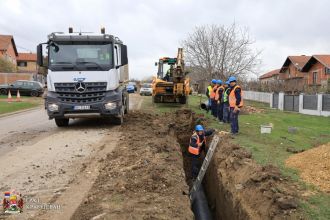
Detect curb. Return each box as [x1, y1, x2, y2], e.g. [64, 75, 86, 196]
[0, 107, 42, 118]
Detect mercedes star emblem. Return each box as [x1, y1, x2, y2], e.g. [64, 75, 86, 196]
[75, 82, 86, 93]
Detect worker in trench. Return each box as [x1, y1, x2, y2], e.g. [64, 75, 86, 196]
[188, 125, 215, 182]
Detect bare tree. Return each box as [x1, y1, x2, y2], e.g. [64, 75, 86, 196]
[182, 23, 261, 81]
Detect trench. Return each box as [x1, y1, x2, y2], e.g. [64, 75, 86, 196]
[171, 109, 244, 220]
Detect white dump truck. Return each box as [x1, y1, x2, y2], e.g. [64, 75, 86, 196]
[37, 28, 129, 127]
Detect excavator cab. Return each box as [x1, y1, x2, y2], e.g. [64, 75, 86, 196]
[152, 48, 190, 104]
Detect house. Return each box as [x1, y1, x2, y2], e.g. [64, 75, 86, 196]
[17, 52, 37, 73]
[259, 69, 280, 83]
[279, 55, 311, 93]
[301, 55, 330, 92]
[0, 35, 18, 65]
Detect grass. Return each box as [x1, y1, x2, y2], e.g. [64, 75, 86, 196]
[0, 95, 43, 115]
[145, 94, 330, 220]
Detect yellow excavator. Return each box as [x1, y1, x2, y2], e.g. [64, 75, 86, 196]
[152, 48, 190, 104]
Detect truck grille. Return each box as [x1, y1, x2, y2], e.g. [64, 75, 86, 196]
[54, 82, 107, 104]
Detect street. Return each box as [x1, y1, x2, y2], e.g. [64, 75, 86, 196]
[0, 94, 142, 219]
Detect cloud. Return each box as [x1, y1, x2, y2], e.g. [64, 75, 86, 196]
[0, 0, 329, 79]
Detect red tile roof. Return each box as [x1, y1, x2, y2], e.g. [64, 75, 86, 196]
[313, 55, 330, 68]
[259, 69, 280, 79]
[17, 53, 37, 61]
[280, 55, 311, 72]
[287, 56, 311, 69]
[0, 35, 18, 56]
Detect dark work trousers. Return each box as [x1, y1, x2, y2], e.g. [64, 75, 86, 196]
[211, 99, 217, 117]
[230, 107, 240, 133]
[217, 102, 224, 122]
[223, 102, 230, 123]
[191, 154, 201, 180]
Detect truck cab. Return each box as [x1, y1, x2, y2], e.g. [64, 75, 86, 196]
[37, 28, 129, 127]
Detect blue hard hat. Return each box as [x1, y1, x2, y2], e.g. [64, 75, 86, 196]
[228, 76, 237, 82]
[216, 80, 222, 84]
[211, 79, 217, 84]
[195, 125, 204, 131]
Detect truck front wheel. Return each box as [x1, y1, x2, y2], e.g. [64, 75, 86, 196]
[55, 118, 69, 127]
[113, 107, 124, 125]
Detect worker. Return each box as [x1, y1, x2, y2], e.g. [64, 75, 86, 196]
[222, 81, 231, 123]
[214, 80, 224, 123]
[210, 80, 218, 118]
[206, 79, 216, 113]
[164, 69, 171, 81]
[228, 76, 243, 134]
[188, 125, 215, 181]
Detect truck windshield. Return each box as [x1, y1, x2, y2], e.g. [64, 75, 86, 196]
[49, 42, 113, 71]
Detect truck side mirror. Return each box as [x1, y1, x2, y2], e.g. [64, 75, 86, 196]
[37, 44, 43, 67]
[120, 44, 128, 66]
[155, 62, 158, 66]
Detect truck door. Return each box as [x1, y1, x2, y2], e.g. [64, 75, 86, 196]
[114, 44, 121, 78]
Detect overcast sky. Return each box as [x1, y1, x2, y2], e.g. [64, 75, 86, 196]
[1, 0, 329, 79]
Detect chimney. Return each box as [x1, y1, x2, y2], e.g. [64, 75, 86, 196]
[69, 27, 73, 33]
[101, 27, 105, 34]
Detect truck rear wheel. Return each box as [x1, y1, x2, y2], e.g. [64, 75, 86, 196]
[55, 118, 69, 127]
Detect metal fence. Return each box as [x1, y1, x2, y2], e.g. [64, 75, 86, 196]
[244, 91, 330, 116]
[323, 94, 330, 111]
[303, 95, 318, 110]
[272, 93, 279, 108]
[284, 95, 299, 112]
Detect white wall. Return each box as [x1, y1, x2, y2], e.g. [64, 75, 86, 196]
[244, 91, 272, 103]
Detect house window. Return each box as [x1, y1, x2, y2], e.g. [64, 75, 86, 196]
[325, 67, 330, 74]
[312, 71, 317, 84]
[18, 61, 27, 67]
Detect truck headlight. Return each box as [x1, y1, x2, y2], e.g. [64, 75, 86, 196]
[48, 103, 59, 112]
[105, 102, 117, 110]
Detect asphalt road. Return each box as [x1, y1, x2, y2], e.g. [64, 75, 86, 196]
[0, 93, 143, 219]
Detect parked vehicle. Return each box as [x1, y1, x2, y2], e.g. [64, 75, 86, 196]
[128, 81, 137, 91]
[37, 27, 129, 127]
[140, 83, 152, 96]
[0, 80, 44, 97]
[126, 84, 135, 93]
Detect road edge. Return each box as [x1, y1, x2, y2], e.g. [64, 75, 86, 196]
[0, 106, 42, 118]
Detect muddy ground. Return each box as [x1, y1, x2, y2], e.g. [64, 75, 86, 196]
[72, 111, 193, 220]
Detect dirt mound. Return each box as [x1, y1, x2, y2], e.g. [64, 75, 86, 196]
[241, 105, 265, 114]
[203, 138, 304, 219]
[71, 112, 193, 220]
[286, 142, 330, 193]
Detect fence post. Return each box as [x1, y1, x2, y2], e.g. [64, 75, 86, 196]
[278, 92, 284, 110]
[317, 94, 323, 116]
[299, 93, 304, 113]
[270, 93, 274, 108]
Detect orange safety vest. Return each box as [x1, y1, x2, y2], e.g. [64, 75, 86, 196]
[215, 86, 224, 101]
[229, 85, 243, 107]
[188, 133, 206, 155]
[209, 86, 218, 99]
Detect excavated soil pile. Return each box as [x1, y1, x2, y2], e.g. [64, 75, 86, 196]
[241, 105, 265, 115]
[286, 142, 330, 193]
[72, 112, 193, 220]
[203, 135, 304, 220]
